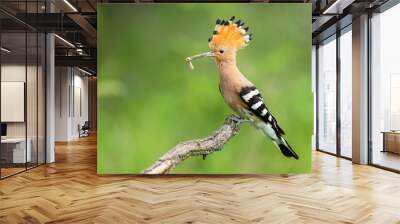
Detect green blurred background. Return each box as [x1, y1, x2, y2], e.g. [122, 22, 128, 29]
[98, 3, 312, 174]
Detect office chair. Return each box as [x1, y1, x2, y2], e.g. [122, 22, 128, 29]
[79, 121, 90, 138]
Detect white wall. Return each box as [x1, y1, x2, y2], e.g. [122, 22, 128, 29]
[1, 63, 46, 164]
[1, 82, 25, 122]
[72, 73, 89, 138]
[1, 65, 37, 137]
[55, 67, 89, 141]
[55, 67, 69, 141]
[1, 64, 25, 81]
[1, 65, 26, 141]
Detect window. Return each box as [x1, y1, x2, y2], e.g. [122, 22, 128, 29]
[317, 36, 337, 154]
[0, 2, 46, 179]
[339, 27, 352, 158]
[371, 3, 400, 171]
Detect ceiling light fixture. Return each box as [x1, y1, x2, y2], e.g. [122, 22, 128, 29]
[54, 34, 75, 48]
[76, 48, 85, 56]
[78, 67, 93, 76]
[322, 0, 354, 15]
[323, 0, 342, 14]
[63, 0, 78, 12]
[1, 47, 11, 53]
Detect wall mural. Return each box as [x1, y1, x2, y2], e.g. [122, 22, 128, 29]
[98, 3, 312, 174]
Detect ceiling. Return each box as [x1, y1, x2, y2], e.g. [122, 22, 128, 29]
[0, 0, 394, 74]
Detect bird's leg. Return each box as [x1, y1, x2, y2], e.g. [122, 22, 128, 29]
[230, 114, 250, 124]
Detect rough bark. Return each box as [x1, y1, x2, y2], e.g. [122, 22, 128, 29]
[142, 115, 242, 174]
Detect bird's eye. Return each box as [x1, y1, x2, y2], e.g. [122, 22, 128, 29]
[219, 49, 224, 54]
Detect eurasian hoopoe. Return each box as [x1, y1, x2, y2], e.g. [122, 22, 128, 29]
[185, 16, 299, 160]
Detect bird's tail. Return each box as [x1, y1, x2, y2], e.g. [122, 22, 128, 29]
[273, 137, 299, 160]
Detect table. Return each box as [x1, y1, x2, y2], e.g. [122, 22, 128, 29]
[1, 138, 31, 163]
[382, 131, 400, 154]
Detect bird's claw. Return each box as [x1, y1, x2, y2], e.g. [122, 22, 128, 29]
[230, 115, 250, 124]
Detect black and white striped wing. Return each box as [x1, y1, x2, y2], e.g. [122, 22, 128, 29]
[239, 86, 285, 136]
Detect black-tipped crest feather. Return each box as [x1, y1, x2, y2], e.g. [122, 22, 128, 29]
[208, 17, 253, 47]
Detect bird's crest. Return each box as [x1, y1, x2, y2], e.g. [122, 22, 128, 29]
[208, 16, 252, 50]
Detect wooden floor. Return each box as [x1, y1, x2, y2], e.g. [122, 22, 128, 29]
[1, 167, 26, 178]
[372, 150, 400, 171]
[1, 135, 400, 224]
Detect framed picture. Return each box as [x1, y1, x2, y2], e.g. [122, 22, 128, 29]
[98, 3, 312, 174]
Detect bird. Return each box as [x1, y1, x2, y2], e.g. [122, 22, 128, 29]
[185, 16, 299, 160]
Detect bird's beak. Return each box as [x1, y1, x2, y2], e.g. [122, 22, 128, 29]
[185, 52, 215, 70]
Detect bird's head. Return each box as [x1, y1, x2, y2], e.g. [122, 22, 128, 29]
[186, 16, 252, 69]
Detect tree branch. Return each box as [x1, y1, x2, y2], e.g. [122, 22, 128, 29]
[142, 115, 242, 174]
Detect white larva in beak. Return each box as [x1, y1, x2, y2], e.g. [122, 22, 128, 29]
[185, 52, 215, 70]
